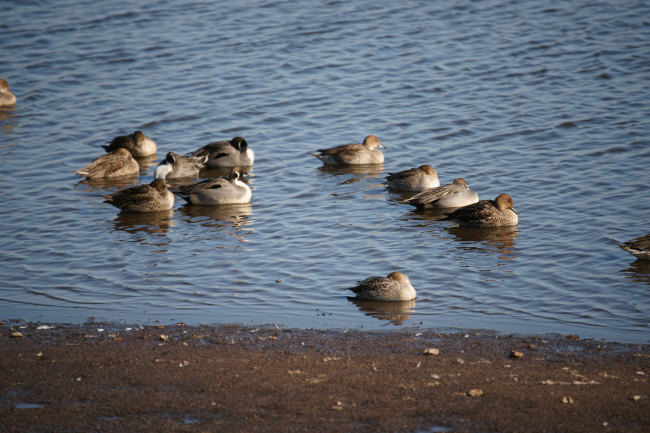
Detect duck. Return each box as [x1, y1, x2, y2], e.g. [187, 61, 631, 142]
[174, 169, 251, 205]
[154, 152, 208, 180]
[190, 137, 254, 168]
[401, 178, 478, 209]
[312, 135, 385, 165]
[386, 164, 439, 191]
[0, 78, 16, 107]
[446, 193, 518, 227]
[620, 234, 650, 261]
[348, 272, 416, 301]
[104, 179, 174, 212]
[75, 148, 139, 179]
[102, 130, 157, 158]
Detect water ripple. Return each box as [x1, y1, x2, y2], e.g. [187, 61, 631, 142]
[0, 0, 648, 342]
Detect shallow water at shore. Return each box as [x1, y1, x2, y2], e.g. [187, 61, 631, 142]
[1, 0, 649, 343]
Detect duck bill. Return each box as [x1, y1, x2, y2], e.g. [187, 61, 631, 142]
[511, 207, 519, 214]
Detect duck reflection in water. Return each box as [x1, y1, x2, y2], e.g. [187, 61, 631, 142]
[76, 176, 141, 192]
[112, 209, 175, 235]
[317, 164, 386, 199]
[137, 154, 163, 174]
[179, 203, 253, 229]
[317, 163, 384, 178]
[620, 260, 650, 285]
[446, 226, 519, 255]
[347, 298, 417, 326]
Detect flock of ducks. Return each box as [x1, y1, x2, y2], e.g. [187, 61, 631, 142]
[73, 131, 254, 210]
[2, 78, 647, 304]
[74, 129, 520, 302]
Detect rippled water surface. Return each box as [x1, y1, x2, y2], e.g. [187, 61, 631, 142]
[1, 0, 649, 343]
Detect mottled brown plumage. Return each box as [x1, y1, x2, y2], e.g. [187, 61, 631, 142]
[313, 135, 385, 165]
[620, 234, 650, 260]
[75, 148, 139, 179]
[104, 180, 174, 213]
[348, 272, 416, 301]
[386, 165, 440, 191]
[446, 193, 518, 227]
[0, 78, 16, 107]
[102, 130, 157, 158]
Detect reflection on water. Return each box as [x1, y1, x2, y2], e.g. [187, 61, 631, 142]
[0, 109, 17, 135]
[1, 0, 649, 343]
[348, 298, 416, 326]
[318, 164, 386, 199]
[112, 209, 175, 235]
[75, 176, 140, 192]
[447, 226, 519, 254]
[385, 188, 419, 204]
[317, 164, 385, 178]
[408, 207, 456, 222]
[135, 155, 160, 175]
[620, 260, 650, 285]
[179, 203, 253, 229]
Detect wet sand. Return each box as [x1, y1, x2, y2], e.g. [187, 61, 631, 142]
[1, 321, 648, 432]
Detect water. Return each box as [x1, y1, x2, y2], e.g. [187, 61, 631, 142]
[1, 0, 648, 343]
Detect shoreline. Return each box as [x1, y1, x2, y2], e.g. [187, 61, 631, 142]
[1, 321, 649, 432]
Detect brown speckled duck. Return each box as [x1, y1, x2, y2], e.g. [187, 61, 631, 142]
[348, 272, 416, 301]
[446, 193, 518, 227]
[386, 165, 440, 191]
[75, 148, 139, 179]
[620, 234, 650, 261]
[313, 135, 385, 165]
[102, 130, 157, 158]
[0, 78, 16, 107]
[104, 180, 174, 213]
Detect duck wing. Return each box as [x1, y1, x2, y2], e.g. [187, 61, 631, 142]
[190, 140, 234, 159]
[104, 184, 155, 207]
[402, 183, 463, 205]
[175, 178, 228, 196]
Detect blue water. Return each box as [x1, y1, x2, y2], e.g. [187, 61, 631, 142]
[1, 0, 649, 343]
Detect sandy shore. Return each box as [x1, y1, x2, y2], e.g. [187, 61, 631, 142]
[1, 321, 648, 432]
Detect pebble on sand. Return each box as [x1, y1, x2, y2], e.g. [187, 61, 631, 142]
[424, 348, 440, 356]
